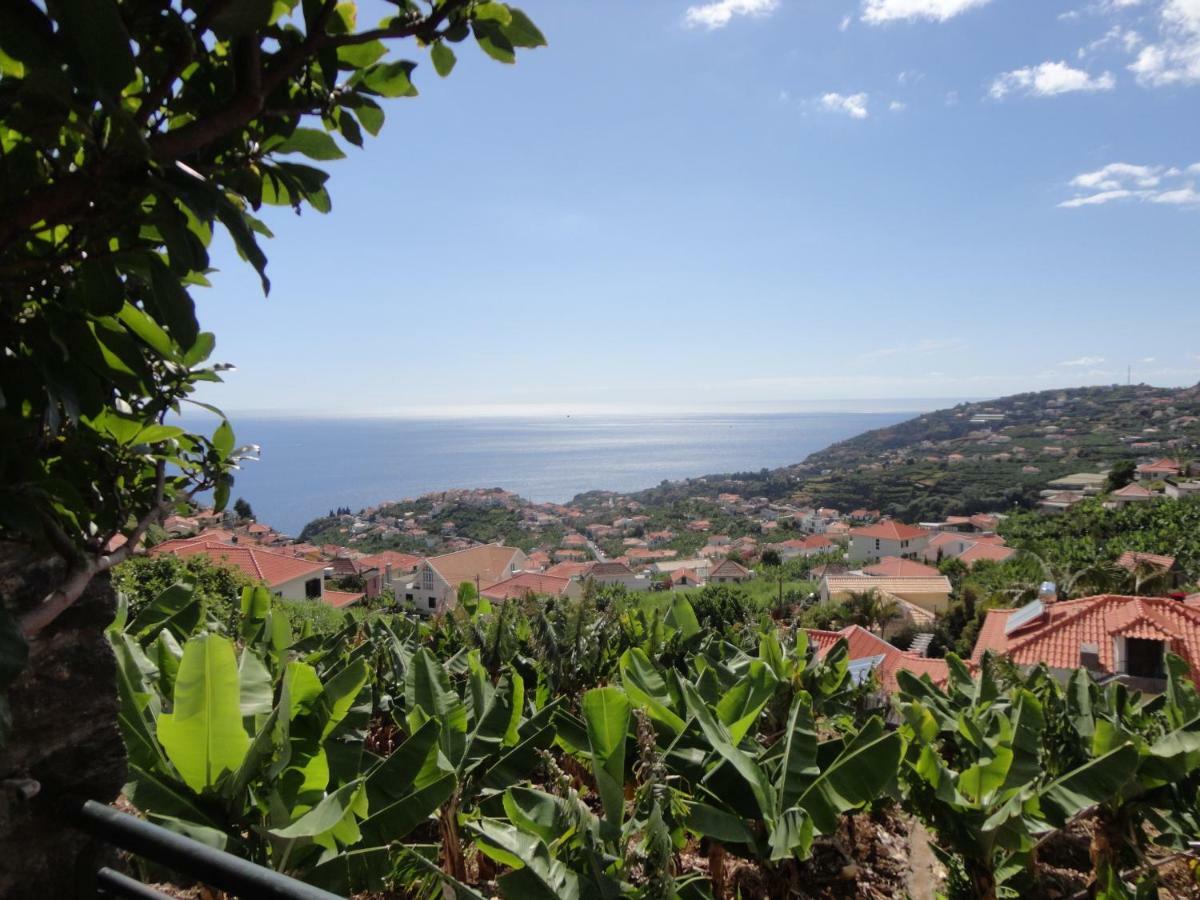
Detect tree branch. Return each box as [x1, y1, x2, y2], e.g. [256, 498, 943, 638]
[19, 462, 168, 639]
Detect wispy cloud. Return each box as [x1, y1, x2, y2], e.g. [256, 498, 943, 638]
[684, 0, 779, 29]
[1058, 356, 1106, 366]
[889, 100, 907, 111]
[1059, 161, 1200, 207]
[990, 61, 1116, 98]
[1128, 0, 1200, 86]
[861, 0, 993, 24]
[858, 337, 967, 360]
[820, 92, 870, 118]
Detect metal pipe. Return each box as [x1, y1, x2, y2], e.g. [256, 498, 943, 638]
[96, 867, 173, 900]
[76, 801, 343, 900]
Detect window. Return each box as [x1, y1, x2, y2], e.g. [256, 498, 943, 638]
[305, 578, 321, 598]
[875, 539, 880, 551]
[405, 593, 413, 602]
[428, 597, 437, 610]
[422, 568, 434, 589]
[1124, 638, 1165, 679]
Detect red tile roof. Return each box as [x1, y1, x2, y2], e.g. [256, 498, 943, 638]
[481, 572, 573, 601]
[710, 558, 750, 578]
[544, 561, 594, 579]
[670, 568, 702, 585]
[358, 550, 423, 573]
[324, 590, 364, 609]
[863, 557, 940, 578]
[807, 625, 949, 692]
[957, 542, 1016, 566]
[158, 541, 326, 588]
[971, 594, 1200, 677]
[1115, 551, 1176, 572]
[851, 521, 929, 541]
[1112, 483, 1153, 498]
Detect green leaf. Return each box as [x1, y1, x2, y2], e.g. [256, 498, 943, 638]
[582, 686, 631, 828]
[238, 650, 273, 717]
[275, 128, 346, 161]
[1038, 744, 1138, 826]
[127, 580, 202, 645]
[337, 39, 387, 69]
[117, 303, 176, 359]
[777, 693, 820, 814]
[503, 8, 547, 48]
[431, 41, 456, 77]
[49, 0, 135, 97]
[474, 2, 512, 24]
[157, 634, 251, 793]
[795, 719, 902, 834]
[681, 679, 775, 816]
[212, 420, 235, 457]
[361, 61, 419, 97]
[619, 648, 685, 735]
[472, 19, 515, 64]
[269, 779, 367, 840]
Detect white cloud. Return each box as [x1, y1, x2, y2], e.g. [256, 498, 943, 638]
[945, 90, 960, 105]
[889, 100, 907, 111]
[990, 61, 1116, 98]
[1059, 356, 1107, 366]
[684, 0, 779, 29]
[840, 14, 853, 30]
[861, 0, 993, 24]
[1060, 160, 1200, 207]
[1129, 0, 1200, 85]
[1072, 162, 1163, 188]
[820, 92, 870, 118]
[1080, 26, 1143, 57]
[897, 69, 924, 84]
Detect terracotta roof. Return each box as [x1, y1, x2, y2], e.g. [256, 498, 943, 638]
[863, 557, 940, 578]
[1116, 551, 1176, 572]
[806, 625, 949, 692]
[150, 529, 237, 555]
[1138, 458, 1180, 473]
[358, 550, 423, 573]
[481, 572, 573, 601]
[850, 521, 929, 541]
[426, 544, 524, 590]
[957, 543, 1016, 566]
[671, 568, 702, 584]
[161, 541, 326, 588]
[710, 558, 750, 578]
[544, 561, 594, 579]
[971, 594, 1200, 676]
[1112, 483, 1153, 498]
[324, 590, 364, 609]
[823, 575, 952, 596]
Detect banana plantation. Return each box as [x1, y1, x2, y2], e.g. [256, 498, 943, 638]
[108, 582, 1200, 898]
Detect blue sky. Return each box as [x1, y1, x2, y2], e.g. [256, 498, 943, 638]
[194, 0, 1200, 416]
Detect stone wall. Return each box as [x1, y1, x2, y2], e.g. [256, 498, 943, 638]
[0, 548, 127, 898]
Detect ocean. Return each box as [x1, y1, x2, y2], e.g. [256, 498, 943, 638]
[198, 411, 924, 536]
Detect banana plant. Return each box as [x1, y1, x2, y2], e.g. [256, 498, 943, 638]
[402, 646, 561, 880]
[108, 590, 451, 890]
[897, 655, 1140, 900]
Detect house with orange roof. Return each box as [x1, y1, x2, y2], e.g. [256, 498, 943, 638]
[358, 550, 422, 589]
[776, 535, 834, 561]
[1115, 551, 1182, 589]
[956, 542, 1016, 567]
[324, 589, 365, 609]
[709, 558, 751, 584]
[670, 568, 704, 588]
[481, 572, 580, 602]
[971, 594, 1200, 689]
[544, 561, 595, 580]
[862, 556, 940, 578]
[807, 625, 949, 694]
[848, 520, 930, 564]
[406, 544, 527, 616]
[820, 575, 952, 616]
[1108, 483, 1154, 506]
[1136, 458, 1182, 481]
[587, 561, 647, 591]
[154, 540, 327, 602]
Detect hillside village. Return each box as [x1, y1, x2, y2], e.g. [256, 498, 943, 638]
[142, 383, 1200, 703]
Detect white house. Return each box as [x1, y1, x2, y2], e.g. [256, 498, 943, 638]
[406, 544, 527, 615]
[586, 561, 649, 591]
[848, 521, 930, 564]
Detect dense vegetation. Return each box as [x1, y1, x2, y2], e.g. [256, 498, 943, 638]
[109, 573, 1200, 898]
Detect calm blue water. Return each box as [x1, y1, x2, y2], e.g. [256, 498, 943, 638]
[197, 412, 920, 536]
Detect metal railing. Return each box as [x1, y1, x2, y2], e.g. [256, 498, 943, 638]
[76, 800, 343, 900]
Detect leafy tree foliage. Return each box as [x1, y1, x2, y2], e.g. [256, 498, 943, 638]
[0, 0, 545, 644]
[233, 497, 255, 521]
